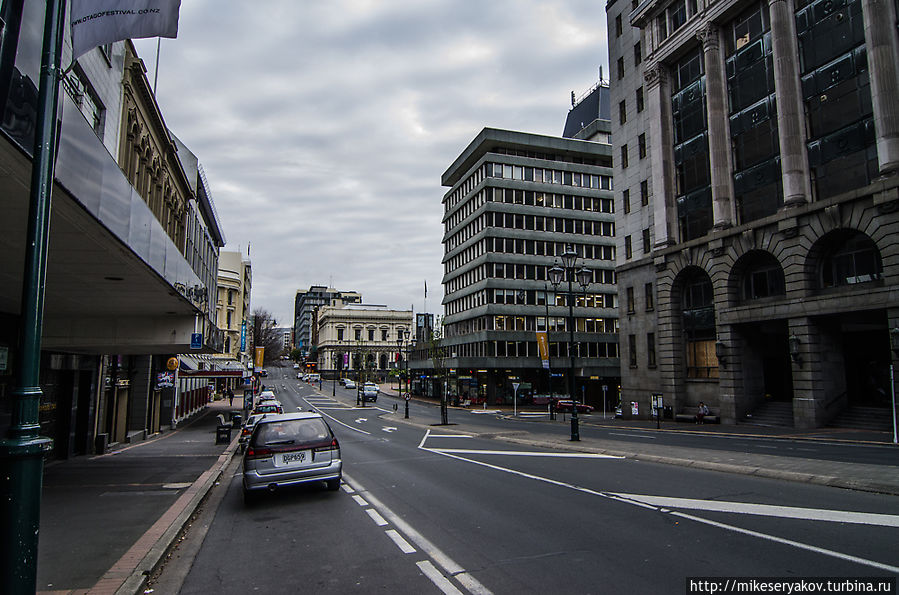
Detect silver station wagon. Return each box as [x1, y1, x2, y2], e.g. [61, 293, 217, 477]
[242, 412, 342, 504]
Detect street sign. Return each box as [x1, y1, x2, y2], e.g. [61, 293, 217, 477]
[190, 333, 202, 350]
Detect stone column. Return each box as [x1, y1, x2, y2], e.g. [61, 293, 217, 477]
[861, 0, 899, 175]
[697, 24, 735, 229]
[768, 0, 812, 205]
[645, 63, 677, 247]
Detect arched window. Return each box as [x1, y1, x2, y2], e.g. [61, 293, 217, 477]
[738, 251, 785, 301]
[681, 268, 718, 378]
[379, 354, 388, 370]
[819, 232, 882, 288]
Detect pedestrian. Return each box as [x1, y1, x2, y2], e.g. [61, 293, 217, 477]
[227, 387, 234, 407]
[696, 401, 709, 424]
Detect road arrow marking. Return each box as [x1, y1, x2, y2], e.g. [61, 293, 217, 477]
[355, 418, 368, 424]
[382, 427, 397, 433]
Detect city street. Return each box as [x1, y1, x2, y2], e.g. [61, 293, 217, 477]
[152, 366, 899, 594]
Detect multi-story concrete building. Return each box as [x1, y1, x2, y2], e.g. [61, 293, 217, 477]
[439, 127, 620, 406]
[316, 304, 413, 381]
[293, 286, 361, 357]
[216, 250, 252, 361]
[607, 0, 899, 428]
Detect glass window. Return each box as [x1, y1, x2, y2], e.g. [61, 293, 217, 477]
[820, 232, 883, 288]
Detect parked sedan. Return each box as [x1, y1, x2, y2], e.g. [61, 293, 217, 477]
[238, 413, 267, 452]
[553, 400, 594, 414]
[242, 412, 342, 504]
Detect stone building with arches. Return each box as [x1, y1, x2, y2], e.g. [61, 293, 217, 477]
[607, 0, 899, 428]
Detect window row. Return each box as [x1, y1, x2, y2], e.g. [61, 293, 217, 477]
[485, 163, 611, 189]
[444, 263, 617, 294]
[441, 340, 620, 360]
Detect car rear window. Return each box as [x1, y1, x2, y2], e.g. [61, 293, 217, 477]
[254, 419, 331, 447]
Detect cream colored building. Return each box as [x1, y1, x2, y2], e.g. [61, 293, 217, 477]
[317, 304, 413, 380]
[216, 250, 252, 364]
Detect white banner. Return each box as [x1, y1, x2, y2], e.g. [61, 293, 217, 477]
[71, 0, 181, 60]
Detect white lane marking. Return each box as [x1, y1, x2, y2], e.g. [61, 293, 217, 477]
[340, 483, 355, 494]
[427, 434, 474, 439]
[344, 473, 493, 595]
[431, 449, 622, 459]
[311, 408, 371, 435]
[418, 446, 899, 574]
[355, 418, 368, 424]
[383, 427, 398, 433]
[671, 509, 899, 574]
[351, 494, 368, 507]
[417, 560, 464, 595]
[365, 508, 388, 526]
[385, 529, 417, 554]
[609, 432, 657, 439]
[611, 494, 899, 528]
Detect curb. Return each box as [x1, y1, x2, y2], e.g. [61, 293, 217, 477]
[107, 436, 240, 595]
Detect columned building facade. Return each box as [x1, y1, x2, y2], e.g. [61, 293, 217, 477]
[216, 250, 252, 362]
[608, 0, 899, 428]
[316, 305, 412, 382]
[440, 128, 620, 407]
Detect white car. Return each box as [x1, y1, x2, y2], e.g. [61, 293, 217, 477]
[343, 379, 356, 390]
[362, 383, 379, 402]
[293, 363, 300, 369]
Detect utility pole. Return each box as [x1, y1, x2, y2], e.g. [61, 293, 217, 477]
[0, 1, 65, 591]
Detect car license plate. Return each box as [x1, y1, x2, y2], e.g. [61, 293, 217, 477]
[279, 451, 311, 466]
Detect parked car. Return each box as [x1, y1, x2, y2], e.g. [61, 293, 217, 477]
[238, 413, 267, 452]
[554, 400, 594, 414]
[307, 373, 321, 383]
[293, 363, 300, 369]
[253, 401, 283, 415]
[362, 383, 379, 402]
[242, 412, 342, 503]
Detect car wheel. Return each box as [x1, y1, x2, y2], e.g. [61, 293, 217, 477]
[326, 477, 341, 491]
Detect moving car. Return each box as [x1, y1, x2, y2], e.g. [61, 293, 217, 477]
[362, 382, 379, 402]
[307, 373, 321, 383]
[553, 400, 594, 414]
[343, 379, 356, 390]
[242, 412, 342, 503]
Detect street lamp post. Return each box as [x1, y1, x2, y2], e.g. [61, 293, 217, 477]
[548, 244, 592, 442]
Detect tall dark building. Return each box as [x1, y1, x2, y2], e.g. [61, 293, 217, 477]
[607, 0, 899, 428]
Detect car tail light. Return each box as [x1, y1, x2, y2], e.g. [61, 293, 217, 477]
[241, 427, 252, 437]
[313, 438, 340, 454]
[246, 446, 272, 460]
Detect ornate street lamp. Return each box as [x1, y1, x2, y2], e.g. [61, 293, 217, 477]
[548, 244, 592, 441]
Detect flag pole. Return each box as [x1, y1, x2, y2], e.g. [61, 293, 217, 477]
[0, 0, 65, 590]
[153, 36, 161, 93]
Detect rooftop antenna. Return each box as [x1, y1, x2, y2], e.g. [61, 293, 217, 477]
[571, 91, 576, 107]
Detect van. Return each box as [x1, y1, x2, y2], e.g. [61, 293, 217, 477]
[307, 373, 321, 383]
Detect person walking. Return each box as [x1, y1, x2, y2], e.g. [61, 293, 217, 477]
[227, 387, 234, 407]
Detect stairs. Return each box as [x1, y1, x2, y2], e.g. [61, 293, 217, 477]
[827, 406, 895, 432]
[741, 401, 794, 427]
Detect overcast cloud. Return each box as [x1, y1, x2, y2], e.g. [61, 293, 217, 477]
[135, 1, 609, 327]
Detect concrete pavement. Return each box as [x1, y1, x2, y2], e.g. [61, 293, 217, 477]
[37, 399, 240, 595]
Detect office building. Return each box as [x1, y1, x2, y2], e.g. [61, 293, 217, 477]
[439, 127, 620, 406]
[606, 0, 899, 428]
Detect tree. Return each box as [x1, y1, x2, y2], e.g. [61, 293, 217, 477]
[288, 348, 304, 363]
[250, 308, 283, 365]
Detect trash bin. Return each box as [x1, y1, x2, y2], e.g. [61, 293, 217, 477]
[231, 413, 242, 428]
[216, 425, 232, 444]
[95, 433, 109, 454]
[663, 405, 673, 419]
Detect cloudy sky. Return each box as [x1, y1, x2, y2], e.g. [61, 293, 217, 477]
[135, 1, 609, 327]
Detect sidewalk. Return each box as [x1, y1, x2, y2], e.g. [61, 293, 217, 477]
[37, 399, 240, 595]
[378, 386, 899, 496]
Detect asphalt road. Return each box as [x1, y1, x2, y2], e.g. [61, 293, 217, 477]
[161, 366, 899, 594]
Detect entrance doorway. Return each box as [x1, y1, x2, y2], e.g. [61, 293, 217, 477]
[739, 320, 793, 403]
[839, 311, 890, 407]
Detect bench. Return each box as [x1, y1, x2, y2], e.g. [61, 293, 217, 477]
[674, 407, 719, 424]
